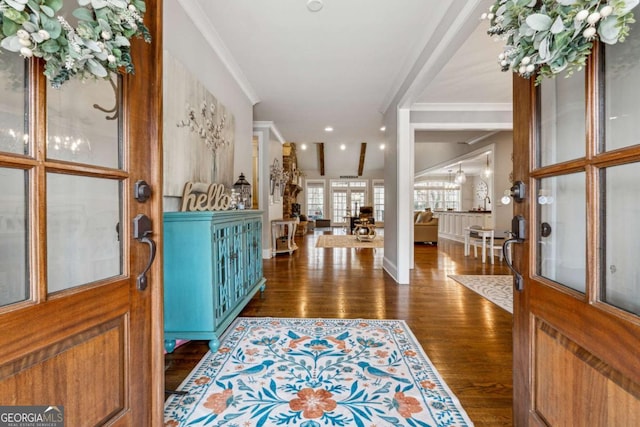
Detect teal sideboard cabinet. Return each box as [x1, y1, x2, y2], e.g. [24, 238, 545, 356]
[163, 210, 266, 352]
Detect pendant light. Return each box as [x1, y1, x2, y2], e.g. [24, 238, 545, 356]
[483, 154, 491, 178]
[455, 163, 466, 184]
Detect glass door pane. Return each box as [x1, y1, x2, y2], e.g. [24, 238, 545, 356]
[604, 20, 640, 151]
[539, 70, 586, 166]
[537, 173, 586, 292]
[351, 189, 365, 214]
[47, 174, 122, 293]
[0, 167, 28, 306]
[332, 190, 347, 223]
[603, 162, 640, 315]
[0, 55, 27, 155]
[47, 77, 121, 168]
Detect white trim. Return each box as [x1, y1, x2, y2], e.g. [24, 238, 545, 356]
[396, 108, 412, 284]
[397, 1, 486, 109]
[253, 121, 286, 144]
[383, 257, 399, 283]
[411, 102, 513, 112]
[415, 143, 497, 178]
[466, 130, 501, 145]
[178, 0, 260, 105]
[412, 122, 512, 131]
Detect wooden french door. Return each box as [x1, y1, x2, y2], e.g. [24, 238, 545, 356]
[0, 2, 163, 425]
[512, 34, 640, 425]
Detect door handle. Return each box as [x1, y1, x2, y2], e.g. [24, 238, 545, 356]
[503, 215, 526, 291]
[503, 238, 523, 291]
[133, 214, 157, 291]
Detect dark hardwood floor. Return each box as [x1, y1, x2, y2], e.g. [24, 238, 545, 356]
[164, 227, 513, 426]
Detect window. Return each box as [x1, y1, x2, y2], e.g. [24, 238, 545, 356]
[414, 181, 460, 211]
[330, 180, 368, 223]
[373, 180, 384, 222]
[306, 181, 325, 220]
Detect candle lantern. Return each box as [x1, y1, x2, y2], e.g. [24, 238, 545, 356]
[233, 172, 252, 209]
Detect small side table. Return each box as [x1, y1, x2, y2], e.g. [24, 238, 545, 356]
[354, 219, 377, 242]
[271, 219, 298, 255]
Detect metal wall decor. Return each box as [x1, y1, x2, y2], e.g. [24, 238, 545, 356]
[269, 158, 289, 201]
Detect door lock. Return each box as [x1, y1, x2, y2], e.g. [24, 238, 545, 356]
[134, 180, 152, 203]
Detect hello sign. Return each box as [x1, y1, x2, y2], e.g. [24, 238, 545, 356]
[180, 181, 232, 212]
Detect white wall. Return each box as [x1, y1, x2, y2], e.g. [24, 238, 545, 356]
[491, 133, 513, 235]
[254, 125, 284, 258]
[381, 110, 397, 275]
[163, 2, 254, 211]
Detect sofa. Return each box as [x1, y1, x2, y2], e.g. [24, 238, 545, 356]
[414, 210, 439, 244]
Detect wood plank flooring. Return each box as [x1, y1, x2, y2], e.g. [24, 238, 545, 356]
[164, 228, 513, 426]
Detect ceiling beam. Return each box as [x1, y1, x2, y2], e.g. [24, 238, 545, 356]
[358, 142, 367, 176]
[317, 143, 325, 176]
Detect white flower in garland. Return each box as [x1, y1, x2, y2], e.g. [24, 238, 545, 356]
[482, 0, 638, 84]
[0, 0, 150, 88]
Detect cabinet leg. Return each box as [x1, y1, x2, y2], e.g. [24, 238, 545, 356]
[260, 283, 266, 293]
[164, 339, 176, 353]
[208, 337, 220, 353]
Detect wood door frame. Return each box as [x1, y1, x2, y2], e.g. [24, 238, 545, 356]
[127, 0, 164, 423]
[512, 72, 534, 426]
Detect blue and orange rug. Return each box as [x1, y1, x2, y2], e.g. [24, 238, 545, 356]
[164, 317, 473, 426]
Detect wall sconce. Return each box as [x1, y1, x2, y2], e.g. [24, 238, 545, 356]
[501, 181, 526, 204]
[501, 189, 512, 205]
[537, 188, 554, 205]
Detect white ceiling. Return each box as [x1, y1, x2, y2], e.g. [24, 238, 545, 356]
[190, 0, 512, 176]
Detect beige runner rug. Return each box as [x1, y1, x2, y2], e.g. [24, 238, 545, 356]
[316, 234, 384, 249]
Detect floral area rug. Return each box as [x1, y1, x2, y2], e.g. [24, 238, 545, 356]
[315, 234, 383, 249]
[448, 275, 513, 314]
[164, 317, 473, 426]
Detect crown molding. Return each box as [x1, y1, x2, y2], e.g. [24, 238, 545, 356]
[178, 0, 260, 105]
[411, 102, 512, 112]
[253, 121, 286, 145]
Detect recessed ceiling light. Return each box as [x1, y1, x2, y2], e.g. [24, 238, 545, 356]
[380, 126, 386, 132]
[340, 144, 346, 150]
[307, 0, 323, 12]
[300, 143, 307, 150]
[324, 126, 333, 132]
[380, 144, 385, 150]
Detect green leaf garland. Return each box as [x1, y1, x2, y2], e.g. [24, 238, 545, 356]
[0, 0, 150, 87]
[483, 0, 638, 84]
